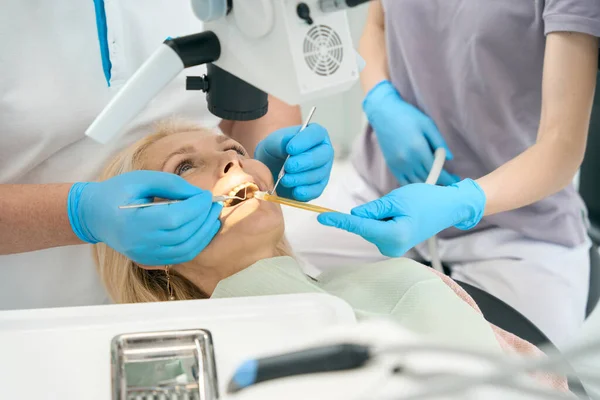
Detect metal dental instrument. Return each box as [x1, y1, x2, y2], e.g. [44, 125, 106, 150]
[118, 192, 248, 209]
[270, 106, 317, 196]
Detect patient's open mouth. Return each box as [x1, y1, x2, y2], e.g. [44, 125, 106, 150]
[224, 182, 259, 207]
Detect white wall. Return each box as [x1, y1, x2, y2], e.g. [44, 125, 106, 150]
[299, 4, 370, 159]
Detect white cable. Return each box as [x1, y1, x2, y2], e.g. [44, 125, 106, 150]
[399, 373, 577, 400]
[349, 342, 592, 400]
[375, 342, 600, 383]
[426, 236, 443, 274]
[424, 148, 447, 186]
[472, 380, 577, 400]
[373, 336, 600, 400]
[350, 362, 401, 400]
[425, 148, 446, 273]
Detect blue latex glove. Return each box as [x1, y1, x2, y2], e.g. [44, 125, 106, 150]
[364, 80, 460, 186]
[317, 179, 485, 257]
[254, 123, 333, 201]
[67, 170, 223, 266]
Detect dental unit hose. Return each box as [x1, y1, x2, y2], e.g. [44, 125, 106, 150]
[426, 148, 447, 273]
[227, 343, 371, 393]
[228, 335, 600, 399]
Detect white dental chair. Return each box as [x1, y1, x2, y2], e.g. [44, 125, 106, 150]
[0, 294, 355, 399]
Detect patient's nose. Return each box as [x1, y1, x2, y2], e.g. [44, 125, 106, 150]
[221, 153, 243, 176]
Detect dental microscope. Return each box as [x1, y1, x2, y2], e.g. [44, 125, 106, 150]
[86, 0, 372, 144]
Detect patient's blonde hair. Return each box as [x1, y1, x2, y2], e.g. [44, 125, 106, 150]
[92, 119, 292, 304]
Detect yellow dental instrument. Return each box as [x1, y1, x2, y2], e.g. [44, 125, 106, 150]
[254, 191, 338, 214]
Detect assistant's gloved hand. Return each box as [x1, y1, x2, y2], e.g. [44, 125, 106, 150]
[317, 179, 485, 257]
[67, 170, 222, 266]
[254, 123, 333, 201]
[364, 80, 459, 186]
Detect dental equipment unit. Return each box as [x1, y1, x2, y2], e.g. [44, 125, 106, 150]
[227, 343, 371, 393]
[5, 297, 597, 400]
[224, 326, 600, 400]
[0, 294, 357, 400]
[85, 0, 371, 144]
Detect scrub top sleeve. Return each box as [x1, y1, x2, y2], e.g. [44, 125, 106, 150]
[543, 0, 600, 38]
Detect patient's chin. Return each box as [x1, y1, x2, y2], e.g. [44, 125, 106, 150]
[195, 205, 284, 267]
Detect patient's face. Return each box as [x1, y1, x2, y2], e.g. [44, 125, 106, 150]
[143, 130, 284, 273]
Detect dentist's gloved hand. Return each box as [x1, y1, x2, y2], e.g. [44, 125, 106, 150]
[254, 123, 333, 201]
[364, 80, 459, 186]
[67, 171, 222, 266]
[317, 179, 485, 257]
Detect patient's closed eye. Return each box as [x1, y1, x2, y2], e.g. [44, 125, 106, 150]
[225, 144, 247, 157]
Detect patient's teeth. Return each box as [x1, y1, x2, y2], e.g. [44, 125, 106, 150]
[223, 182, 259, 207]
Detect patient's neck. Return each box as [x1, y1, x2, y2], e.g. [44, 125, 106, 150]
[179, 245, 281, 296]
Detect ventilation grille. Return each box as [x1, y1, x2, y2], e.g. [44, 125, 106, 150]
[303, 25, 344, 76]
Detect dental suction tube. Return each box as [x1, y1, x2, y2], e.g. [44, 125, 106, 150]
[85, 32, 220, 144]
[319, 0, 373, 12]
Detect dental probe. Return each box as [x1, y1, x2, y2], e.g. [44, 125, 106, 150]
[118, 194, 244, 209]
[270, 106, 317, 195]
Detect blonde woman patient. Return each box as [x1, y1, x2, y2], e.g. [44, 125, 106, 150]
[94, 120, 292, 302]
[93, 120, 566, 391]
